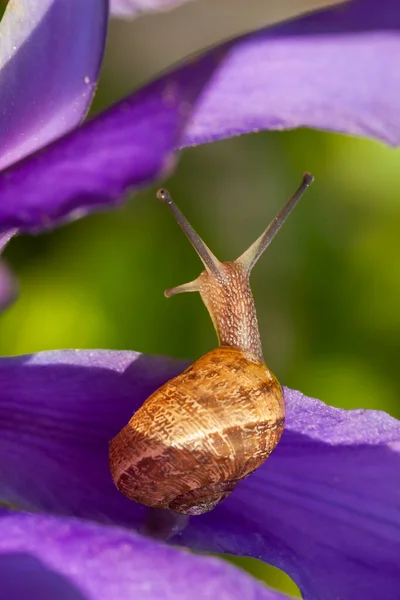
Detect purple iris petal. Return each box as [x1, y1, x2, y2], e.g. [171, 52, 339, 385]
[0, 350, 399, 599]
[0, 0, 106, 302]
[0, 350, 185, 520]
[0, 52, 221, 232]
[0, 0, 398, 232]
[0, 0, 108, 169]
[110, 0, 194, 17]
[184, 0, 400, 147]
[0, 511, 287, 600]
[187, 387, 400, 600]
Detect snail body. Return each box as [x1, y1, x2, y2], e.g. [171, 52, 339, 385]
[109, 174, 313, 516]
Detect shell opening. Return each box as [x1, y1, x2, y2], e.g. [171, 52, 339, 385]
[168, 480, 239, 515]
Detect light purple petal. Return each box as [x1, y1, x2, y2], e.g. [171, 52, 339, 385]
[0, 230, 18, 311]
[0, 0, 398, 232]
[0, 0, 108, 169]
[110, 0, 194, 18]
[0, 350, 399, 600]
[0, 230, 16, 253]
[184, 0, 400, 147]
[0, 512, 288, 600]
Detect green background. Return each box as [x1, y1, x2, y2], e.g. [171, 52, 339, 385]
[2, 6, 400, 597]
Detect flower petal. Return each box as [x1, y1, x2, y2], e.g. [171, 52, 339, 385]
[184, 0, 400, 147]
[0, 0, 108, 169]
[0, 350, 187, 520]
[0, 230, 16, 253]
[185, 387, 400, 600]
[0, 51, 222, 232]
[110, 0, 194, 18]
[0, 349, 399, 600]
[0, 511, 289, 600]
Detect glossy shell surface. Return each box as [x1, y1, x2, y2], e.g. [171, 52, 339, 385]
[109, 346, 284, 514]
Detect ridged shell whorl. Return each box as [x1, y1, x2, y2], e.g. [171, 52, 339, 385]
[109, 346, 284, 515]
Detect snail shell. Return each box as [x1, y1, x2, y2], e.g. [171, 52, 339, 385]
[109, 346, 284, 515]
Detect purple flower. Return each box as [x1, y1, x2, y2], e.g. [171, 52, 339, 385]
[0, 1, 400, 599]
[0, 0, 107, 309]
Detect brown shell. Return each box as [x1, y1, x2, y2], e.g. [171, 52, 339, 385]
[109, 346, 284, 515]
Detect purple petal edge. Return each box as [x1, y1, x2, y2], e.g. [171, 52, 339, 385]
[0, 349, 399, 600]
[0, 0, 108, 169]
[0, 230, 16, 253]
[0, 511, 289, 600]
[184, 0, 400, 147]
[0, 49, 223, 233]
[110, 0, 194, 17]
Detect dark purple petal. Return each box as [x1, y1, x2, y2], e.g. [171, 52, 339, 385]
[0, 51, 222, 233]
[0, 230, 18, 311]
[0, 511, 288, 600]
[0, 0, 398, 232]
[0, 0, 108, 169]
[0, 350, 399, 600]
[110, 0, 193, 17]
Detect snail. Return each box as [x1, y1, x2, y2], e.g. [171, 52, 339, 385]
[109, 173, 313, 517]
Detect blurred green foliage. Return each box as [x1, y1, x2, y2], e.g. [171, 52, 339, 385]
[2, 10, 400, 597]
